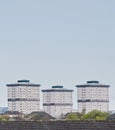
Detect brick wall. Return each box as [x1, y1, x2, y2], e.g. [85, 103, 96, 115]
[0, 120, 115, 130]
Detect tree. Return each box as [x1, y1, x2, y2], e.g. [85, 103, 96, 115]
[81, 110, 109, 120]
[0, 115, 9, 122]
[65, 112, 79, 120]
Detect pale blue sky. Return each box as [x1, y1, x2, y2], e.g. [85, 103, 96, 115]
[0, 0, 115, 110]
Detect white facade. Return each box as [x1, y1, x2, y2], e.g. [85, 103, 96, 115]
[42, 86, 73, 118]
[7, 80, 40, 114]
[76, 81, 110, 113]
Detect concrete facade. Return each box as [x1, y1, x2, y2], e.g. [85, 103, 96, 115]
[7, 80, 40, 114]
[42, 86, 73, 118]
[76, 81, 110, 113]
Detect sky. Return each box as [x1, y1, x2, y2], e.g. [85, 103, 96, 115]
[0, 0, 115, 110]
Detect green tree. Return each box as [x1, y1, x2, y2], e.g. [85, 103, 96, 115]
[0, 115, 9, 122]
[65, 112, 79, 120]
[81, 110, 109, 120]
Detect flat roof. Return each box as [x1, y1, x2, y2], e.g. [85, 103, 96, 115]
[42, 85, 73, 92]
[76, 80, 110, 87]
[7, 80, 41, 87]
